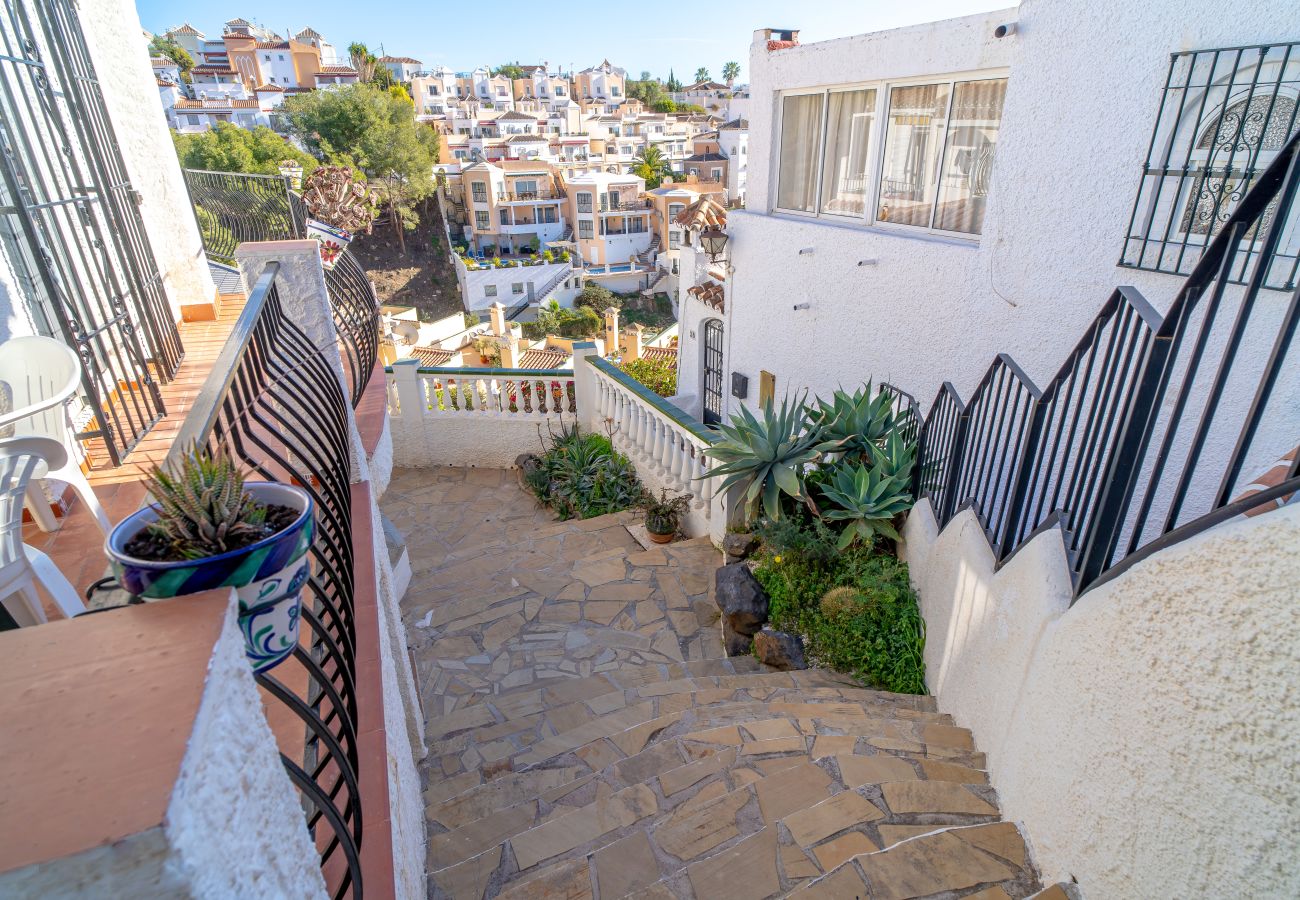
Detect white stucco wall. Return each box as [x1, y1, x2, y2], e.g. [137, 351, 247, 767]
[166, 591, 328, 899]
[463, 262, 570, 311]
[389, 406, 570, 469]
[722, 0, 1297, 421]
[902, 501, 1300, 898]
[79, 0, 216, 315]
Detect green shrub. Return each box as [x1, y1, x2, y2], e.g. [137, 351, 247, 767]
[526, 423, 642, 520]
[750, 516, 925, 694]
[575, 282, 617, 312]
[521, 301, 602, 340]
[619, 356, 677, 397]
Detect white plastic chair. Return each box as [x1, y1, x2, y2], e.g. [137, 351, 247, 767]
[0, 335, 109, 535]
[0, 436, 86, 625]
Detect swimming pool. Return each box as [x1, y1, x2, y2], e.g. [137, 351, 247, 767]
[587, 263, 634, 274]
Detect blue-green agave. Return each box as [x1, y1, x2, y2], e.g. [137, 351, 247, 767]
[811, 383, 899, 459]
[818, 462, 914, 549]
[704, 394, 838, 520]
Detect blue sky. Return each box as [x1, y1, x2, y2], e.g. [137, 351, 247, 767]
[136, 0, 1016, 80]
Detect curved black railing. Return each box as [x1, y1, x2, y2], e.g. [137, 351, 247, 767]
[168, 263, 362, 899]
[182, 168, 381, 407]
[904, 128, 1300, 598]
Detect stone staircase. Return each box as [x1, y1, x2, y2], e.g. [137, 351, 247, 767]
[636, 236, 661, 267]
[384, 466, 1047, 899]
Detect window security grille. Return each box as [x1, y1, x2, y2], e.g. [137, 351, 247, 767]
[1121, 42, 1300, 290]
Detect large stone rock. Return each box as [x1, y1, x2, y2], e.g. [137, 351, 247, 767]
[722, 531, 759, 563]
[753, 628, 806, 671]
[515, 453, 541, 491]
[723, 619, 754, 657]
[714, 563, 768, 636]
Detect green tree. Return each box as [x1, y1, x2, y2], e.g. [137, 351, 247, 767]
[574, 282, 616, 312]
[693, 67, 710, 84]
[172, 122, 317, 176]
[722, 61, 741, 87]
[666, 69, 682, 92]
[632, 146, 671, 190]
[679, 103, 706, 115]
[652, 98, 678, 114]
[493, 62, 526, 80]
[282, 83, 439, 254]
[639, 70, 652, 82]
[149, 36, 194, 81]
[348, 42, 377, 81]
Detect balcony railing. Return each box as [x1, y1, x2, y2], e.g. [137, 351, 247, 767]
[181, 168, 380, 408]
[171, 261, 362, 898]
[600, 197, 652, 212]
[497, 188, 566, 202]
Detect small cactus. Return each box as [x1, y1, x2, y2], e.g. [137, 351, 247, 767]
[145, 446, 268, 559]
[820, 586, 865, 619]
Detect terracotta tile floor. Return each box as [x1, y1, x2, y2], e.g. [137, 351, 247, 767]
[20, 302, 243, 616]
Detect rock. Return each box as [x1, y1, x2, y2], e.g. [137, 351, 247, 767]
[753, 628, 806, 671]
[722, 531, 760, 563]
[515, 453, 541, 491]
[723, 619, 754, 657]
[714, 563, 768, 636]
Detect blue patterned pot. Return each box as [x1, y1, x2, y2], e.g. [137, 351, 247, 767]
[106, 483, 314, 673]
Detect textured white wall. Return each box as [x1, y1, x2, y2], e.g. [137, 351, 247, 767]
[166, 592, 328, 899]
[463, 262, 571, 311]
[726, 0, 1296, 420]
[78, 1, 216, 315]
[902, 502, 1300, 897]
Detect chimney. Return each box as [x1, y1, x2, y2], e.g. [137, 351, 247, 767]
[603, 306, 620, 356]
[756, 28, 800, 51]
[624, 323, 644, 361]
[489, 301, 508, 336]
[500, 335, 521, 368]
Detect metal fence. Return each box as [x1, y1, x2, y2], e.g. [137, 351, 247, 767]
[168, 262, 362, 898]
[182, 169, 380, 406]
[914, 128, 1300, 598]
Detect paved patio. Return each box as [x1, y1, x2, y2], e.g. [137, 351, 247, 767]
[383, 467, 1049, 899]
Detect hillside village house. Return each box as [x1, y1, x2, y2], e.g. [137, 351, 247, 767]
[2, 0, 1294, 898]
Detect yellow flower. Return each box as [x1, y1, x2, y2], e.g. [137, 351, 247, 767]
[773, 555, 782, 564]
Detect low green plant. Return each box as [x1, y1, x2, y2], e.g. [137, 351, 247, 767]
[750, 517, 925, 694]
[704, 394, 837, 521]
[143, 446, 268, 559]
[640, 488, 692, 536]
[817, 462, 913, 549]
[526, 422, 642, 520]
[521, 301, 601, 340]
[619, 356, 676, 397]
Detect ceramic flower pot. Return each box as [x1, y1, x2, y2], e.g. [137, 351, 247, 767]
[306, 218, 353, 270]
[106, 482, 314, 674]
[647, 528, 674, 544]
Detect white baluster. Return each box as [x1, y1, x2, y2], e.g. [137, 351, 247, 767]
[658, 423, 675, 476]
[488, 377, 502, 414]
[649, 415, 666, 472]
[694, 446, 713, 508]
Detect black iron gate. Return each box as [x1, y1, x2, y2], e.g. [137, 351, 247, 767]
[703, 318, 723, 425]
[0, 0, 183, 465]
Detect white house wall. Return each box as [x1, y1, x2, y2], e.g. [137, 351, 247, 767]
[729, 0, 1297, 418]
[902, 500, 1300, 898]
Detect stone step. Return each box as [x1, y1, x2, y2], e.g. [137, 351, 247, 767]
[426, 702, 989, 895]
[786, 821, 1038, 899]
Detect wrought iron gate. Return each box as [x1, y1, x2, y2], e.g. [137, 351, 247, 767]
[0, 0, 183, 465]
[703, 318, 723, 425]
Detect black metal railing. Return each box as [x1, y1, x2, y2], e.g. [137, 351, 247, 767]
[908, 128, 1300, 598]
[169, 262, 362, 898]
[182, 169, 380, 407]
[182, 169, 300, 263]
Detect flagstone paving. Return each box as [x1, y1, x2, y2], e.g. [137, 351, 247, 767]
[384, 466, 1050, 899]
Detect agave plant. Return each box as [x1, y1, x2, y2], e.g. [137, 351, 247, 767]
[704, 394, 839, 521]
[811, 383, 899, 461]
[145, 446, 268, 559]
[862, 426, 917, 482]
[818, 462, 914, 549]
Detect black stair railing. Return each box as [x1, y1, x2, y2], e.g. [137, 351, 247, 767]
[904, 128, 1300, 598]
[181, 168, 381, 407]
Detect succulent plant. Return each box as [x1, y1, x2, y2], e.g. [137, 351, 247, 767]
[818, 462, 914, 549]
[301, 165, 378, 234]
[811, 383, 899, 461]
[641, 488, 692, 535]
[145, 446, 269, 559]
[704, 393, 838, 521]
[820, 586, 866, 619]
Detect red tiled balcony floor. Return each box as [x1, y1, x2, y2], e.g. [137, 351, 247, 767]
[20, 301, 243, 615]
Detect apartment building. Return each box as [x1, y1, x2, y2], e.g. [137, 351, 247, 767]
[412, 66, 458, 118]
[379, 55, 423, 82]
[716, 116, 748, 204]
[462, 160, 568, 255]
[158, 19, 355, 133]
[566, 171, 653, 273]
[575, 59, 626, 112]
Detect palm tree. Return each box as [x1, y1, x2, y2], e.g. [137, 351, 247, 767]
[348, 41, 376, 82]
[632, 146, 671, 189]
[694, 67, 710, 84]
[722, 61, 741, 87]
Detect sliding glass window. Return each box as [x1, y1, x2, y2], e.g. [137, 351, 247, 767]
[776, 93, 822, 212]
[877, 83, 951, 227]
[820, 89, 877, 218]
[934, 79, 1008, 234]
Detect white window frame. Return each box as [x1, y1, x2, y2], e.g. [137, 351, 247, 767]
[770, 68, 1009, 242]
[485, 284, 498, 298]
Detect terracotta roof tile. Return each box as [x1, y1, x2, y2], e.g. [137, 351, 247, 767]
[517, 348, 570, 369]
[640, 345, 678, 363]
[379, 56, 422, 64]
[675, 196, 727, 229]
[411, 346, 454, 366]
[687, 280, 725, 312]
